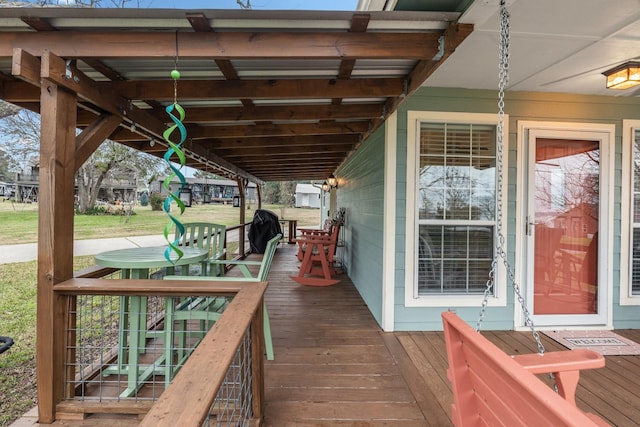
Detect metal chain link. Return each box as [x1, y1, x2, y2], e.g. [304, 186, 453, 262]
[475, 0, 546, 355]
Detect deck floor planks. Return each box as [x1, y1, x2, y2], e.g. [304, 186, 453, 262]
[263, 245, 429, 426]
[20, 243, 640, 426]
[383, 332, 453, 427]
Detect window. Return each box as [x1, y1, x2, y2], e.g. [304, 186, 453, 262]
[622, 121, 640, 304]
[406, 112, 507, 307]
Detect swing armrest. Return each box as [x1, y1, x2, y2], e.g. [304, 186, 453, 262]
[513, 349, 604, 405]
[513, 349, 604, 373]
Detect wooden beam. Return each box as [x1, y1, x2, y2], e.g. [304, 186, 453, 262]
[202, 134, 360, 149]
[105, 77, 404, 100]
[179, 103, 384, 123]
[0, 31, 441, 59]
[37, 78, 77, 423]
[74, 113, 121, 167]
[185, 12, 255, 108]
[332, 13, 370, 105]
[366, 22, 474, 141]
[11, 48, 41, 86]
[233, 154, 345, 164]
[0, 80, 49, 104]
[39, 50, 166, 139]
[183, 121, 368, 139]
[407, 22, 474, 95]
[21, 16, 57, 32]
[13, 49, 260, 184]
[217, 144, 353, 157]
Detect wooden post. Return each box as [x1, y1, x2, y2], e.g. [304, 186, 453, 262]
[256, 183, 262, 210]
[251, 298, 265, 424]
[237, 178, 246, 256]
[37, 79, 77, 423]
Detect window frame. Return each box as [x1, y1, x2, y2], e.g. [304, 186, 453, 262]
[620, 119, 640, 305]
[405, 111, 508, 308]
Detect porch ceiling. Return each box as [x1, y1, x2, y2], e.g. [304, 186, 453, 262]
[0, 8, 472, 183]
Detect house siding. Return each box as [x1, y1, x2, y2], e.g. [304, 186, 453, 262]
[336, 87, 640, 331]
[337, 125, 386, 325]
[390, 87, 640, 331]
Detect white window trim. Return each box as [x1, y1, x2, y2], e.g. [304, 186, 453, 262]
[382, 111, 397, 331]
[405, 111, 508, 308]
[620, 119, 640, 305]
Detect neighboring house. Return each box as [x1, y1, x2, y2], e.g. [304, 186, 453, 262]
[14, 160, 39, 203]
[337, 0, 640, 332]
[0, 181, 14, 199]
[294, 183, 321, 208]
[151, 177, 258, 205]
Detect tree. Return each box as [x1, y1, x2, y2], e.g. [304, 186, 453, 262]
[0, 107, 164, 211]
[0, 101, 19, 119]
[281, 181, 296, 206]
[193, 169, 218, 180]
[0, 149, 11, 182]
[75, 140, 162, 212]
[262, 182, 281, 204]
[262, 181, 297, 205]
[0, 108, 42, 177]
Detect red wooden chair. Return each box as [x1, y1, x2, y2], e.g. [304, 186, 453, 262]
[295, 219, 333, 261]
[291, 223, 341, 286]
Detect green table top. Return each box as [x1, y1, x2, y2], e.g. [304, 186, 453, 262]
[94, 246, 208, 269]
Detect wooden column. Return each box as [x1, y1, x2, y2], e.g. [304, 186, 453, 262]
[236, 177, 246, 255]
[256, 183, 262, 210]
[36, 79, 77, 423]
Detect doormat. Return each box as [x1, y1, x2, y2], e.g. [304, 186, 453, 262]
[543, 330, 640, 356]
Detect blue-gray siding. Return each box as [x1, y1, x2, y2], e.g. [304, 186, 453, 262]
[340, 86, 640, 331]
[336, 126, 386, 325]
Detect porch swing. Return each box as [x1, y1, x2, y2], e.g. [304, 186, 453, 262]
[441, 2, 610, 426]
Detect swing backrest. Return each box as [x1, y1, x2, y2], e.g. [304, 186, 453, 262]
[442, 311, 609, 427]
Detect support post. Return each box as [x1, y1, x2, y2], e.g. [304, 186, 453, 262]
[36, 79, 77, 423]
[237, 177, 246, 256]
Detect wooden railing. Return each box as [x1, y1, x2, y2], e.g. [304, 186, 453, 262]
[226, 222, 251, 260]
[51, 275, 266, 424]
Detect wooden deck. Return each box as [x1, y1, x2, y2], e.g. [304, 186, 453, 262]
[12, 243, 640, 426]
[263, 244, 640, 426]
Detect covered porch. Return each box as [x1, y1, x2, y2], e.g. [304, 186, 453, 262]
[12, 244, 640, 426]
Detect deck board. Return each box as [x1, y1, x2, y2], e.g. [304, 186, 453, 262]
[263, 245, 640, 427]
[15, 243, 640, 426]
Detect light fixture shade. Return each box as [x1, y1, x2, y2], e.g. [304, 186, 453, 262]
[603, 61, 640, 89]
[327, 174, 338, 188]
[321, 181, 330, 192]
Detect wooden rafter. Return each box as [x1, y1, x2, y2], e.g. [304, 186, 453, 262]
[0, 9, 473, 182]
[0, 31, 441, 59]
[104, 78, 404, 100]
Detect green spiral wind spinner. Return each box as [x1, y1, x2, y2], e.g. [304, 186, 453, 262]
[162, 68, 187, 264]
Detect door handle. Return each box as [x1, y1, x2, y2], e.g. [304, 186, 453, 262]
[525, 216, 535, 236]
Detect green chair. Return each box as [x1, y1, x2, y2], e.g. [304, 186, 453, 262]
[161, 293, 228, 385]
[164, 233, 282, 363]
[175, 222, 226, 276]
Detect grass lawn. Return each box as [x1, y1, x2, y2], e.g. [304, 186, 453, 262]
[0, 256, 95, 426]
[0, 201, 320, 245]
[0, 201, 320, 426]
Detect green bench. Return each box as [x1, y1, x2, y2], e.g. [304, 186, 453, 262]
[163, 233, 282, 369]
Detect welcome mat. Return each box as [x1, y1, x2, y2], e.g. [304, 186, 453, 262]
[543, 330, 640, 356]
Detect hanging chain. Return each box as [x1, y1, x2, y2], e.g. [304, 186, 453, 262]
[475, 0, 546, 355]
[173, 31, 179, 104]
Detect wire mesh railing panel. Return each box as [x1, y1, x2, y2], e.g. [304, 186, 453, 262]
[203, 326, 253, 427]
[63, 289, 230, 403]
